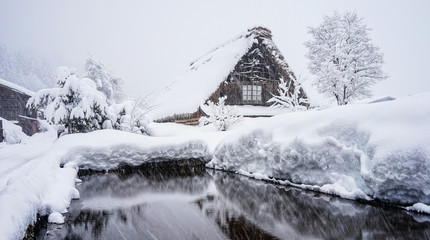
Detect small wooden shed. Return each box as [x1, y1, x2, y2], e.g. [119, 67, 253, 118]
[0, 78, 38, 136]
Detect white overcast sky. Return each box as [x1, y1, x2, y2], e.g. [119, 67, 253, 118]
[1, 0, 429, 103]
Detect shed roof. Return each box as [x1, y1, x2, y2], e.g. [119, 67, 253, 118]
[0, 78, 35, 96]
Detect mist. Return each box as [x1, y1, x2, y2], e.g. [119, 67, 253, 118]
[1, 0, 429, 103]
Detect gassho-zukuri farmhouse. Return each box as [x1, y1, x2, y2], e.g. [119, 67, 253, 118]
[154, 26, 309, 125]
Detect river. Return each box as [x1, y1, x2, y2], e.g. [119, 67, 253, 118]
[44, 166, 430, 240]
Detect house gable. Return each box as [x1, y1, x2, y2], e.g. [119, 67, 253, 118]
[207, 27, 307, 107]
[154, 26, 309, 124]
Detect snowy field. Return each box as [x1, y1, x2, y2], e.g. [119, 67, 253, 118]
[0, 93, 430, 239]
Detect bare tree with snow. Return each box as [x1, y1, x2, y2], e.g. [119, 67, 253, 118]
[106, 95, 156, 135]
[200, 96, 242, 131]
[84, 55, 124, 104]
[268, 77, 309, 111]
[305, 12, 386, 105]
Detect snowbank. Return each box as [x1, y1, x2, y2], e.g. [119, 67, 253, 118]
[55, 129, 211, 170]
[148, 122, 229, 154]
[0, 128, 78, 240]
[406, 203, 430, 214]
[0, 128, 211, 240]
[0, 117, 28, 144]
[208, 93, 430, 205]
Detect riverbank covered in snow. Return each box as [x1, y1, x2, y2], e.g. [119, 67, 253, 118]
[1, 93, 430, 239]
[208, 93, 430, 207]
[0, 128, 212, 240]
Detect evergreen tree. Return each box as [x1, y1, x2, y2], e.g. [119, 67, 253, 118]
[84, 55, 124, 104]
[27, 67, 109, 133]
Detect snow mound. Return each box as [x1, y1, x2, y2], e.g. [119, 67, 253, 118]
[48, 212, 64, 224]
[0, 117, 29, 144]
[54, 129, 211, 170]
[407, 203, 430, 214]
[0, 128, 78, 240]
[208, 93, 430, 205]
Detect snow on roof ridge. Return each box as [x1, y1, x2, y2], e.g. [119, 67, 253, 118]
[0, 78, 35, 96]
[189, 26, 273, 69]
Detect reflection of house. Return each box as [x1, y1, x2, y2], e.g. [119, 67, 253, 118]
[155, 26, 308, 125]
[0, 78, 38, 136]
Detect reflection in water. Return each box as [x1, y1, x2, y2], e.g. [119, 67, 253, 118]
[46, 167, 430, 240]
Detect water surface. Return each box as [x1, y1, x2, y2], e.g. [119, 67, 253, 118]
[45, 167, 430, 240]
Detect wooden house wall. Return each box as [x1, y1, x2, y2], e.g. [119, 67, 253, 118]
[18, 117, 39, 136]
[207, 81, 278, 106]
[0, 85, 35, 121]
[155, 107, 205, 125]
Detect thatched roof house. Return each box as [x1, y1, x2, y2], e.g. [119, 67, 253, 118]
[154, 26, 308, 125]
[0, 78, 38, 136]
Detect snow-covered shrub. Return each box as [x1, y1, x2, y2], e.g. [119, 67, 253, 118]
[85, 55, 124, 104]
[37, 119, 53, 133]
[0, 117, 28, 144]
[106, 97, 154, 135]
[200, 96, 242, 131]
[268, 77, 309, 111]
[27, 67, 109, 133]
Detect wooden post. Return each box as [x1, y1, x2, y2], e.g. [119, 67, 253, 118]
[0, 120, 3, 142]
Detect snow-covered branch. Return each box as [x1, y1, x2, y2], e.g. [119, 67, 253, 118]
[268, 77, 309, 111]
[200, 96, 242, 131]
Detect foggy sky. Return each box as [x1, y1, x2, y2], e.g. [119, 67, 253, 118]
[1, 0, 429, 104]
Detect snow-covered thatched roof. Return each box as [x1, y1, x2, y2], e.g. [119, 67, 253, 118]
[153, 26, 297, 119]
[0, 78, 35, 96]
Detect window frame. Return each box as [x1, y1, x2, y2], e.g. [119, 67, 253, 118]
[242, 84, 262, 103]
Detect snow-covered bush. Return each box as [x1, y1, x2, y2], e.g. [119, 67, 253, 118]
[27, 67, 109, 133]
[268, 77, 309, 111]
[85, 55, 124, 104]
[0, 117, 28, 144]
[106, 97, 154, 135]
[200, 96, 242, 131]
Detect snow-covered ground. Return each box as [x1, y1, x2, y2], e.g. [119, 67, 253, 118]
[0, 127, 78, 240]
[0, 93, 429, 239]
